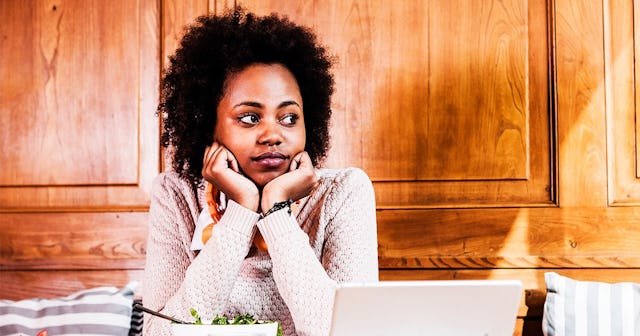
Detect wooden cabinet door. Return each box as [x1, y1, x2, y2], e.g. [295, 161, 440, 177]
[0, 0, 159, 298]
[0, 0, 159, 211]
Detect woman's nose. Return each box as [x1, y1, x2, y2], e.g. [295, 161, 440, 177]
[257, 121, 283, 146]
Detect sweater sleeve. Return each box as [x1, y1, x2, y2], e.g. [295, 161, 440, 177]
[143, 174, 260, 336]
[257, 168, 379, 336]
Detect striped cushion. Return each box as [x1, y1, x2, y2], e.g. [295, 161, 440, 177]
[0, 282, 137, 336]
[543, 272, 640, 336]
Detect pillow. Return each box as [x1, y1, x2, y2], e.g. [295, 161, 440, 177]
[0, 282, 137, 336]
[543, 272, 640, 336]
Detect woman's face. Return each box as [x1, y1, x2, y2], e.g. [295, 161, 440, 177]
[214, 63, 306, 188]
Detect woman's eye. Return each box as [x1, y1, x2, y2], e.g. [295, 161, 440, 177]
[239, 114, 259, 125]
[280, 114, 299, 126]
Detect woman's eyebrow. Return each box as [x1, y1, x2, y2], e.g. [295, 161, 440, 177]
[233, 100, 300, 109]
[278, 101, 300, 108]
[233, 101, 263, 109]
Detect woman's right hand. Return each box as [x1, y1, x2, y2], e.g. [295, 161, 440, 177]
[202, 142, 260, 212]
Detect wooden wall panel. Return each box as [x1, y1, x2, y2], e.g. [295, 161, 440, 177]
[161, 0, 209, 68]
[555, 0, 607, 207]
[0, 270, 144, 301]
[0, 212, 147, 270]
[0, 1, 138, 186]
[235, 0, 553, 208]
[426, 0, 528, 181]
[636, 0, 640, 181]
[0, 0, 159, 211]
[377, 207, 640, 269]
[606, 0, 640, 205]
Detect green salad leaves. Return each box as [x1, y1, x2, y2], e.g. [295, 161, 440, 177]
[188, 308, 283, 336]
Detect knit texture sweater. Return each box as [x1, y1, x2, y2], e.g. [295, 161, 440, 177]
[142, 167, 378, 336]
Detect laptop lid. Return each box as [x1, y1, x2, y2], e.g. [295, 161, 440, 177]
[329, 279, 522, 336]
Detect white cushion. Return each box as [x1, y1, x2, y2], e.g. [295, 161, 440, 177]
[0, 282, 137, 336]
[543, 272, 640, 336]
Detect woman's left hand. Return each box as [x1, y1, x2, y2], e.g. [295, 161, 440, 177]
[261, 151, 317, 212]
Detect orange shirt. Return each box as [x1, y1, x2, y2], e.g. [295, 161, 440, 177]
[202, 183, 269, 251]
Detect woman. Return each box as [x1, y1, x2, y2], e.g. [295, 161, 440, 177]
[143, 7, 378, 336]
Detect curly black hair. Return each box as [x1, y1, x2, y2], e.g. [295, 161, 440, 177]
[158, 7, 335, 185]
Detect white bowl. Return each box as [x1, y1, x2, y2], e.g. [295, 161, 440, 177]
[171, 322, 279, 336]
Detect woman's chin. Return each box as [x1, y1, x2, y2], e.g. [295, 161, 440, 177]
[250, 171, 285, 188]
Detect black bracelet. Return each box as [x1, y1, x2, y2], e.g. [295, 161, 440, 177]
[263, 199, 292, 217]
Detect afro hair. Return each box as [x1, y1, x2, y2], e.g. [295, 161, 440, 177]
[158, 7, 335, 185]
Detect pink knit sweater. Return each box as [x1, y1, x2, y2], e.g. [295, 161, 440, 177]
[142, 167, 378, 336]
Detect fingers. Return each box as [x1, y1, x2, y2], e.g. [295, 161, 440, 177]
[225, 149, 240, 173]
[289, 151, 312, 171]
[211, 143, 240, 174]
[202, 146, 215, 181]
[202, 142, 231, 182]
[289, 153, 301, 171]
[202, 142, 260, 211]
[203, 142, 220, 168]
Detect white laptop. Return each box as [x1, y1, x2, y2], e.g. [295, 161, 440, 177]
[329, 279, 522, 336]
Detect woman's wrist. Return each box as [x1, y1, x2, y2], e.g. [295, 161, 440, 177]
[235, 193, 260, 213]
[260, 185, 288, 213]
[262, 199, 292, 217]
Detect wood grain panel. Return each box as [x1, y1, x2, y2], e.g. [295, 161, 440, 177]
[373, 179, 554, 208]
[606, 0, 640, 205]
[161, 0, 209, 67]
[0, 212, 147, 270]
[426, 0, 528, 180]
[377, 207, 640, 269]
[0, 270, 144, 301]
[0, 0, 160, 211]
[230, 0, 553, 207]
[555, 0, 607, 207]
[0, 186, 153, 211]
[1, 1, 137, 185]
[636, 0, 640, 180]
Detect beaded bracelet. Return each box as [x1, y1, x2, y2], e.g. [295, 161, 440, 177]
[263, 199, 293, 217]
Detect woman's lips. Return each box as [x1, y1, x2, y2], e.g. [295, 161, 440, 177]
[252, 152, 288, 169]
